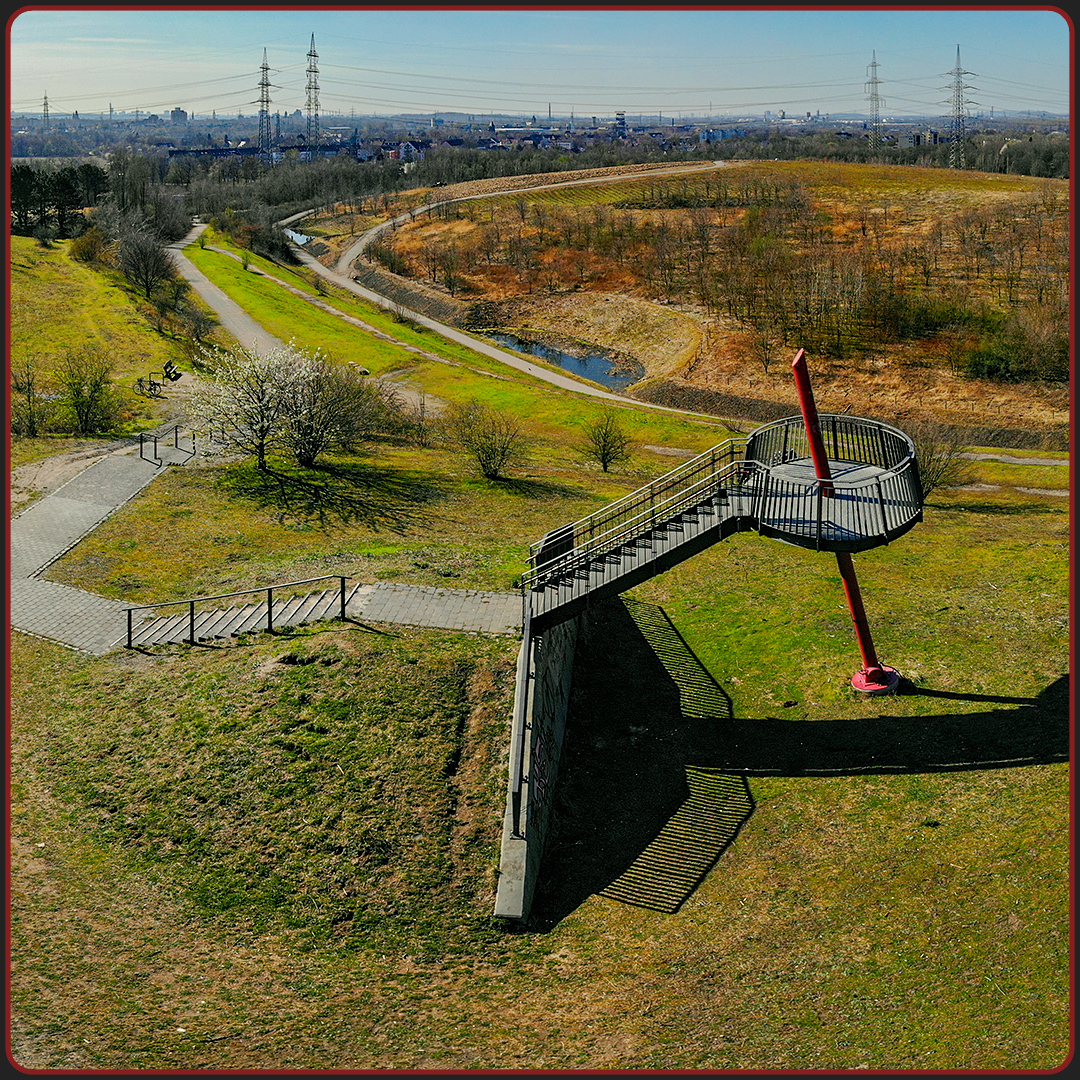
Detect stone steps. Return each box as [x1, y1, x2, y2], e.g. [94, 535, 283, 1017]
[122, 587, 347, 648]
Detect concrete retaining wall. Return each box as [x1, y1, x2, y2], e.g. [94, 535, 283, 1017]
[493, 614, 580, 922]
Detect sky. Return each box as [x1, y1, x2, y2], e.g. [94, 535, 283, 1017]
[6, 5, 1073, 122]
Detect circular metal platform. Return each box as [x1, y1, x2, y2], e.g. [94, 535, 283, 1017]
[744, 415, 924, 553]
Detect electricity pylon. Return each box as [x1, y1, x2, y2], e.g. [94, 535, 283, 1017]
[306, 34, 321, 150]
[944, 45, 977, 169]
[865, 50, 884, 156]
[258, 49, 273, 163]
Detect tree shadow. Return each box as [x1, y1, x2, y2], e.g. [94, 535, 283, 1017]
[938, 500, 1066, 516]
[530, 595, 1069, 930]
[218, 459, 448, 532]
[486, 475, 587, 499]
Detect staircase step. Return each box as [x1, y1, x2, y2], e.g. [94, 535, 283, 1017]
[233, 602, 270, 636]
[138, 611, 188, 646]
[289, 588, 336, 625]
[273, 592, 309, 624]
[196, 605, 239, 640]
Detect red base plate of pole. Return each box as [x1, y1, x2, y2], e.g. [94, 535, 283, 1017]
[851, 666, 901, 695]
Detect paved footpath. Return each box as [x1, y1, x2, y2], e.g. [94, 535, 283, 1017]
[10, 442, 521, 656]
[168, 225, 284, 356]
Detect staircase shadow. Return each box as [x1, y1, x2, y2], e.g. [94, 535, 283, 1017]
[530, 596, 1069, 930]
[531, 597, 753, 928]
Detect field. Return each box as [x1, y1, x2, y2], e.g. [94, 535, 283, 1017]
[7, 163, 1073, 1070]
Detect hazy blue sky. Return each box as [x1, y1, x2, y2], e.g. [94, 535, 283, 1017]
[7, 6, 1072, 121]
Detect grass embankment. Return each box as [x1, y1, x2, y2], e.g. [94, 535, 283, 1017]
[10, 235, 179, 376]
[9, 204, 1070, 1070]
[10, 469, 1070, 1069]
[9, 236, 192, 443]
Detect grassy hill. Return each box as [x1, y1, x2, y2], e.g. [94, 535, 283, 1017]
[7, 181, 1071, 1070]
[9, 235, 194, 447]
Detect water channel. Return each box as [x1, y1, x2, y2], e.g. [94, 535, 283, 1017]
[482, 331, 644, 392]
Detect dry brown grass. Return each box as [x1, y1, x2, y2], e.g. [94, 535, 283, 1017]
[331, 161, 1068, 441]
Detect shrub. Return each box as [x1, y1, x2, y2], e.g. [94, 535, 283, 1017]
[68, 225, 109, 264]
[53, 345, 124, 435]
[443, 399, 529, 479]
[10, 356, 57, 437]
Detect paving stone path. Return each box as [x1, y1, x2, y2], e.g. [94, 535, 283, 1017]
[10, 443, 521, 656]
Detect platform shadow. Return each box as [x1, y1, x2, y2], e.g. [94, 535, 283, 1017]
[529, 596, 1069, 930]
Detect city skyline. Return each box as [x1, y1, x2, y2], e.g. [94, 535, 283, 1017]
[7, 6, 1072, 123]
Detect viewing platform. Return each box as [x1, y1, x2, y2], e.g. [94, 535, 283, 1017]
[522, 413, 923, 632]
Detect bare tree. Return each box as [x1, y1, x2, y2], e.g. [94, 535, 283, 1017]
[579, 408, 632, 472]
[117, 226, 175, 299]
[444, 399, 529, 479]
[904, 419, 974, 497]
[54, 345, 122, 434]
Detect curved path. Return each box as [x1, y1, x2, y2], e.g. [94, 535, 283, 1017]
[279, 164, 729, 419]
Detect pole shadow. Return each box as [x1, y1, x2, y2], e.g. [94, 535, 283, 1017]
[529, 595, 1069, 930]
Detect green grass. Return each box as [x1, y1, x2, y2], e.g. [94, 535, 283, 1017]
[9, 236, 183, 432]
[965, 460, 1068, 490]
[9, 210, 1071, 1071]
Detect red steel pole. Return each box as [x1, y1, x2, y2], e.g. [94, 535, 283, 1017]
[791, 349, 834, 496]
[790, 349, 898, 694]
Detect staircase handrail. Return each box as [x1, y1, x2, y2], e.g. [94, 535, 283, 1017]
[523, 456, 758, 590]
[529, 437, 748, 562]
[125, 574, 357, 648]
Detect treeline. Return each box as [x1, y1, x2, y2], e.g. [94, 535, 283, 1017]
[10, 150, 190, 242]
[708, 129, 1069, 179]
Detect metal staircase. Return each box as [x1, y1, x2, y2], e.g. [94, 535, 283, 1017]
[522, 415, 922, 634]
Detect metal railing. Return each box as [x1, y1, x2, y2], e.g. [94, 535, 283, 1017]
[139, 425, 196, 467]
[125, 574, 355, 648]
[745, 413, 916, 475]
[522, 438, 747, 590]
[750, 456, 922, 549]
[509, 601, 533, 839]
[522, 414, 923, 597]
